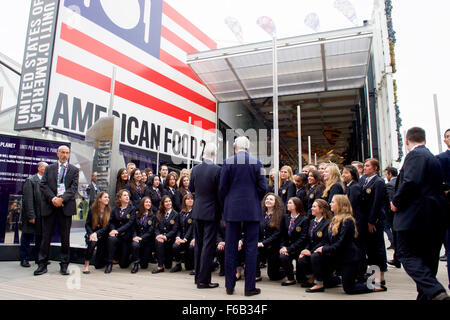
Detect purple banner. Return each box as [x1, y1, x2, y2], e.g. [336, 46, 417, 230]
[0, 134, 69, 243]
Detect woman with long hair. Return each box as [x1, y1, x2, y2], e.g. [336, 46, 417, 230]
[309, 195, 386, 294]
[83, 192, 111, 273]
[125, 168, 147, 209]
[163, 172, 180, 212]
[148, 175, 162, 214]
[305, 170, 325, 217]
[177, 168, 190, 186]
[115, 168, 129, 194]
[175, 176, 191, 214]
[257, 193, 286, 281]
[279, 197, 309, 286]
[322, 164, 345, 204]
[130, 197, 156, 274]
[104, 189, 136, 274]
[171, 194, 195, 273]
[278, 166, 296, 207]
[296, 199, 331, 287]
[152, 195, 179, 274]
[267, 168, 276, 193]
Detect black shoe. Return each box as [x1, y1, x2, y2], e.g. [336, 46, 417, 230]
[189, 271, 196, 276]
[34, 264, 47, 276]
[255, 276, 262, 282]
[60, 263, 69, 275]
[281, 280, 297, 286]
[131, 263, 139, 274]
[197, 282, 219, 289]
[226, 288, 234, 295]
[300, 282, 314, 288]
[387, 259, 401, 268]
[439, 254, 447, 262]
[20, 260, 31, 268]
[432, 292, 450, 300]
[306, 286, 324, 293]
[152, 267, 164, 274]
[170, 264, 182, 273]
[244, 288, 261, 296]
[105, 264, 112, 274]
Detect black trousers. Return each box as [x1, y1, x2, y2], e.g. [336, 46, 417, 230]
[279, 250, 300, 281]
[194, 220, 218, 285]
[341, 262, 373, 294]
[297, 255, 312, 283]
[131, 239, 153, 267]
[155, 238, 175, 268]
[310, 252, 334, 283]
[85, 237, 108, 268]
[396, 229, 446, 300]
[172, 241, 194, 269]
[38, 208, 72, 264]
[20, 232, 42, 263]
[258, 247, 284, 280]
[107, 236, 132, 268]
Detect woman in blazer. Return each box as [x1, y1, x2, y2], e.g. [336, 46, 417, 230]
[305, 170, 325, 218]
[163, 172, 179, 212]
[148, 175, 163, 215]
[83, 192, 111, 273]
[308, 195, 387, 294]
[125, 168, 148, 210]
[104, 189, 136, 273]
[296, 199, 331, 287]
[152, 195, 180, 273]
[130, 197, 156, 274]
[322, 164, 345, 204]
[279, 197, 309, 286]
[278, 166, 297, 208]
[257, 193, 285, 281]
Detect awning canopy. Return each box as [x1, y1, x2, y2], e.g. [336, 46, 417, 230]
[187, 25, 373, 103]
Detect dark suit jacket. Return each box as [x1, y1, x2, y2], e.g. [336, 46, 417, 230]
[125, 184, 147, 210]
[86, 182, 98, 207]
[279, 214, 309, 254]
[132, 212, 156, 241]
[258, 216, 282, 250]
[322, 182, 344, 204]
[305, 185, 323, 215]
[177, 210, 194, 241]
[305, 218, 330, 252]
[322, 218, 360, 264]
[278, 180, 296, 206]
[296, 186, 307, 208]
[190, 159, 222, 221]
[436, 149, 450, 186]
[22, 174, 43, 234]
[164, 186, 180, 213]
[40, 162, 79, 217]
[148, 187, 162, 214]
[155, 210, 179, 241]
[360, 174, 386, 226]
[219, 151, 267, 222]
[85, 207, 110, 239]
[108, 205, 136, 239]
[393, 145, 448, 231]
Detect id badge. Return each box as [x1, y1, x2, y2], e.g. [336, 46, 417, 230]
[57, 183, 66, 196]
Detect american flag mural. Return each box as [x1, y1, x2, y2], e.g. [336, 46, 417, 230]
[46, 0, 217, 161]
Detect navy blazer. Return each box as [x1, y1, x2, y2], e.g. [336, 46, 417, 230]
[108, 205, 136, 239]
[305, 185, 323, 216]
[177, 210, 194, 241]
[345, 181, 364, 231]
[132, 212, 156, 241]
[155, 210, 179, 241]
[360, 174, 386, 225]
[322, 182, 344, 204]
[124, 184, 147, 210]
[393, 145, 448, 231]
[278, 180, 296, 206]
[219, 151, 267, 222]
[305, 218, 330, 252]
[258, 215, 282, 250]
[322, 218, 360, 264]
[148, 187, 162, 214]
[280, 214, 309, 254]
[436, 149, 450, 186]
[190, 159, 222, 221]
[85, 207, 110, 239]
[296, 186, 307, 208]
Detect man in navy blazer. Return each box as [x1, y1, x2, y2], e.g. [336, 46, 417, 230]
[391, 127, 449, 300]
[219, 136, 267, 296]
[190, 143, 222, 289]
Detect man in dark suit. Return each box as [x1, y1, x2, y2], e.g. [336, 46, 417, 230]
[85, 171, 98, 208]
[190, 143, 222, 289]
[20, 162, 48, 267]
[34, 145, 79, 276]
[385, 166, 400, 267]
[219, 136, 267, 296]
[391, 127, 449, 300]
[436, 128, 450, 288]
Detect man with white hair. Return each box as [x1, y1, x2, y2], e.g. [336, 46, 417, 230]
[219, 136, 267, 296]
[189, 142, 222, 289]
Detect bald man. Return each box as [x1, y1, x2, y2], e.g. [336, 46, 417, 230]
[34, 145, 79, 276]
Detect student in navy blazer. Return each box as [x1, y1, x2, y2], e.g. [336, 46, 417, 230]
[189, 143, 222, 288]
[219, 136, 267, 296]
[391, 127, 449, 300]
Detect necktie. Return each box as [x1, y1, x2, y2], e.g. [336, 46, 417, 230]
[140, 214, 146, 225]
[288, 216, 296, 232]
[310, 220, 319, 237]
[156, 188, 161, 197]
[58, 164, 65, 183]
[137, 185, 141, 194]
[165, 212, 169, 221]
[120, 208, 126, 218]
[181, 212, 187, 225]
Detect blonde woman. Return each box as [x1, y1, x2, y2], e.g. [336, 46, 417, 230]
[278, 165, 296, 207]
[322, 164, 345, 204]
[308, 195, 386, 294]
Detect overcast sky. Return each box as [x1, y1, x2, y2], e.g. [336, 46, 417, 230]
[0, 0, 448, 155]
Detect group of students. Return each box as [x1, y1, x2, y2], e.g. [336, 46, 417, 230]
[82, 158, 391, 296]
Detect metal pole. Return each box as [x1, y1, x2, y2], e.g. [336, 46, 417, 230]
[433, 94, 443, 153]
[314, 153, 317, 165]
[273, 35, 279, 192]
[308, 136, 312, 164]
[297, 105, 302, 173]
[156, 146, 160, 175]
[365, 77, 373, 158]
[108, 66, 117, 117]
[187, 116, 192, 169]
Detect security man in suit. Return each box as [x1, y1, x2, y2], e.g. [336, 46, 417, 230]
[86, 171, 99, 208]
[34, 145, 79, 276]
[391, 127, 449, 300]
[20, 162, 48, 267]
[219, 136, 267, 296]
[190, 143, 222, 288]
